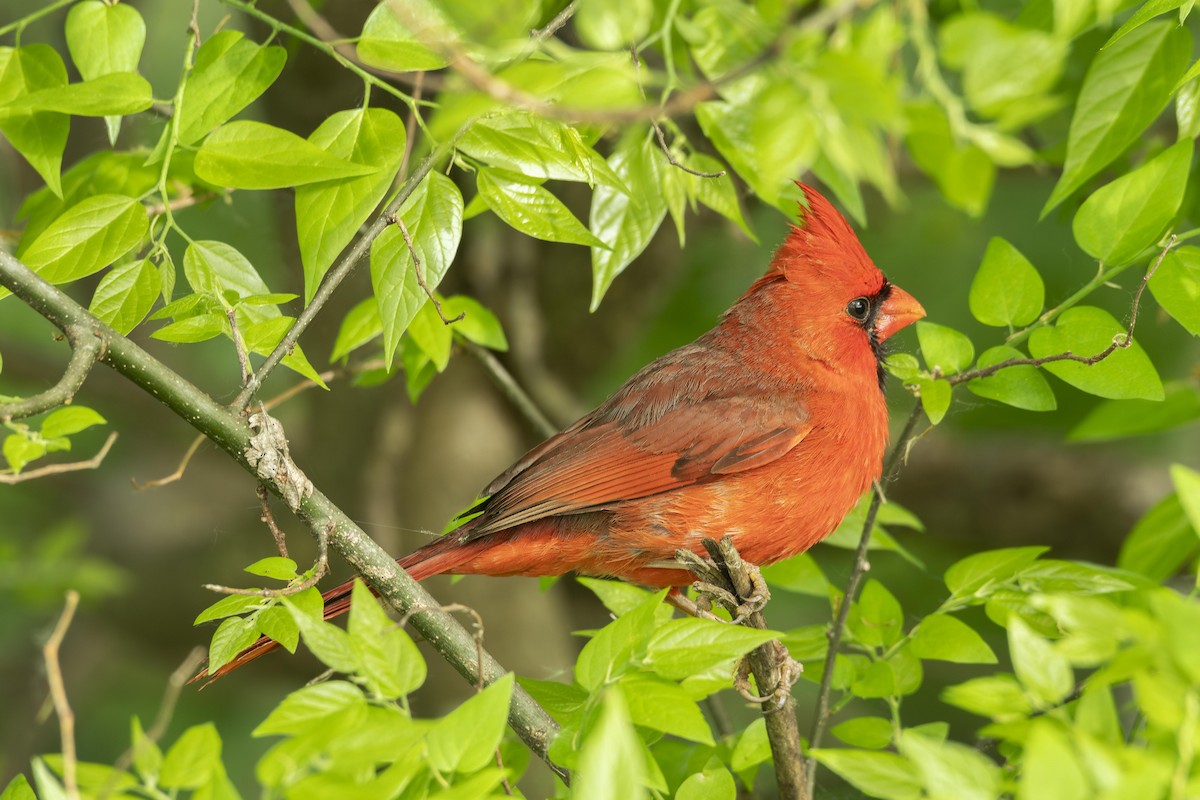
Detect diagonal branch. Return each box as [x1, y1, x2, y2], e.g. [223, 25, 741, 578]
[0, 325, 104, 422]
[0, 249, 566, 781]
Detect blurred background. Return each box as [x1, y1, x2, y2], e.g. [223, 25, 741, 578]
[2, 0, 1198, 795]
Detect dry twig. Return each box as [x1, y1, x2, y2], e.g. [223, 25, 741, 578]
[42, 590, 81, 800]
[0, 432, 118, 485]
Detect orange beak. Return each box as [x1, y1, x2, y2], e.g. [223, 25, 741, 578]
[875, 285, 925, 342]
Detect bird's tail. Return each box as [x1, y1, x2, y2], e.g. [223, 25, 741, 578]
[191, 533, 484, 685]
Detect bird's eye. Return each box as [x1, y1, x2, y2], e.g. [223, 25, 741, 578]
[846, 297, 870, 322]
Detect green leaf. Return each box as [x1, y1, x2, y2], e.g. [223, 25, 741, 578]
[1171, 463, 1200, 536]
[730, 718, 770, 772]
[6, 194, 148, 295]
[330, 297, 383, 362]
[253, 680, 366, 736]
[426, 673, 514, 773]
[762, 553, 831, 596]
[575, 0, 652, 49]
[576, 589, 666, 690]
[130, 716, 162, 782]
[371, 171, 463, 369]
[905, 102, 995, 218]
[1043, 22, 1191, 215]
[476, 168, 604, 247]
[910, 614, 998, 664]
[3, 73, 153, 116]
[832, 717, 894, 749]
[441, 295, 508, 350]
[1149, 246, 1200, 335]
[917, 377, 952, 425]
[29, 758, 64, 800]
[177, 31, 287, 145]
[240, 316, 327, 387]
[589, 130, 667, 310]
[193, 593, 262, 625]
[1008, 616, 1073, 706]
[1105, 0, 1185, 47]
[356, 1, 453, 72]
[89, 258, 159, 334]
[66, 2, 144, 78]
[0, 774, 35, 800]
[577, 578, 672, 621]
[151, 314, 227, 343]
[4, 433, 44, 473]
[916, 321, 975, 375]
[348, 581, 426, 698]
[244, 556, 298, 580]
[966, 345, 1057, 411]
[207, 615, 260, 674]
[945, 546, 1049, 599]
[1073, 140, 1191, 265]
[574, 690, 646, 800]
[194, 121, 376, 189]
[1018, 719, 1089, 800]
[898, 731, 999, 800]
[296, 107, 406, 303]
[617, 673, 713, 745]
[159, 723, 221, 790]
[1118, 493, 1199, 580]
[38, 406, 105, 439]
[1069, 382, 1200, 440]
[675, 763, 736, 800]
[459, 114, 623, 187]
[406, 298, 453, 371]
[1028, 306, 1164, 400]
[968, 238, 1044, 327]
[283, 597, 360, 673]
[0, 45, 69, 196]
[849, 579, 903, 648]
[255, 605, 299, 653]
[183, 241, 273, 315]
[941, 674, 1033, 719]
[808, 749, 921, 800]
[645, 617, 779, 680]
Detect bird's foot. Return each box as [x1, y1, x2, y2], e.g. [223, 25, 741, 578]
[733, 641, 802, 711]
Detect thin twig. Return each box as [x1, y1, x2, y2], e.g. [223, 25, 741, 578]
[258, 485, 290, 558]
[225, 308, 251, 387]
[391, 214, 464, 325]
[130, 435, 204, 491]
[204, 520, 330, 597]
[101, 647, 207, 799]
[805, 403, 923, 796]
[652, 121, 726, 178]
[0, 326, 104, 422]
[530, 0, 578, 42]
[399, 71, 425, 181]
[464, 341, 558, 439]
[43, 590, 81, 800]
[142, 191, 216, 217]
[950, 236, 1176, 386]
[0, 432, 118, 484]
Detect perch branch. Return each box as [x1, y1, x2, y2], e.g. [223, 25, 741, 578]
[0, 249, 566, 782]
[464, 341, 558, 439]
[0, 326, 103, 422]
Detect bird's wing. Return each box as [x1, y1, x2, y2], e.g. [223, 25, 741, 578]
[465, 389, 811, 537]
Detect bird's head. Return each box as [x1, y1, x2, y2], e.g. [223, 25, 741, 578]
[755, 184, 926, 387]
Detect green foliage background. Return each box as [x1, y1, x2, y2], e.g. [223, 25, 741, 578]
[1, 0, 1200, 798]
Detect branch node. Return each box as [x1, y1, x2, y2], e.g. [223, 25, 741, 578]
[244, 410, 313, 512]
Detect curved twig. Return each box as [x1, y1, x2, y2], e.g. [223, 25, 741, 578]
[0, 326, 104, 422]
[0, 432, 118, 485]
[42, 590, 81, 800]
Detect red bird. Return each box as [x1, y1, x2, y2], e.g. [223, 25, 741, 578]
[204, 183, 924, 680]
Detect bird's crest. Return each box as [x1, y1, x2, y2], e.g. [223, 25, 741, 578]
[767, 183, 878, 286]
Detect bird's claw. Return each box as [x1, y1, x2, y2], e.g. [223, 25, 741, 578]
[733, 641, 802, 711]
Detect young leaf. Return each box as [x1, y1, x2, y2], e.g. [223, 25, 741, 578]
[282, 597, 360, 673]
[371, 171, 463, 368]
[1148, 246, 1200, 335]
[39, 406, 105, 439]
[848, 579, 903, 648]
[589, 130, 668, 310]
[909, 614, 998, 664]
[177, 31, 286, 145]
[916, 322, 975, 375]
[6, 73, 153, 116]
[968, 238, 1044, 327]
[253, 681, 367, 736]
[1068, 382, 1200, 440]
[762, 552, 831, 596]
[295, 107, 406, 303]
[89, 258, 159, 334]
[348, 580, 426, 698]
[129, 716, 162, 782]
[808, 749, 922, 800]
[898, 731, 1000, 800]
[941, 675, 1033, 719]
[0, 45, 69, 196]
[356, 1, 453, 72]
[426, 673, 514, 773]
[6, 195, 148, 295]
[330, 297, 383, 362]
[1028, 306, 1164, 400]
[1117, 494, 1199, 580]
[645, 617, 779, 680]
[945, 546, 1048, 599]
[1072, 140, 1191, 266]
[65, 2, 145, 78]
[243, 556, 298, 580]
[159, 723, 222, 790]
[832, 716, 894, 750]
[151, 314, 227, 343]
[1019, 720, 1089, 800]
[576, 589, 667, 689]
[575, 0, 653, 50]
[194, 121, 377, 189]
[1043, 22, 1191, 215]
[966, 345, 1057, 411]
[207, 616, 260, 674]
[1008, 616, 1073, 706]
[1171, 463, 1200, 535]
[574, 690, 646, 800]
[255, 605, 299, 653]
[917, 377, 952, 425]
[617, 673, 714, 745]
[441, 295, 508, 350]
[476, 169, 604, 247]
[459, 114, 623, 187]
[192, 593, 262, 625]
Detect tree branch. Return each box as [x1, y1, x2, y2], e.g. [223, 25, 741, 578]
[43, 590, 81, 800]
[805, 402, 923, 796]
[0, 431, 118, 485]
[0, 249, 566, 782]
[0, 325, 104, 422]
[464, 341, 558, 439]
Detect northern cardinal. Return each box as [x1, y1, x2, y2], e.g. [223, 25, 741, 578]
[201, 183, 924, 681]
